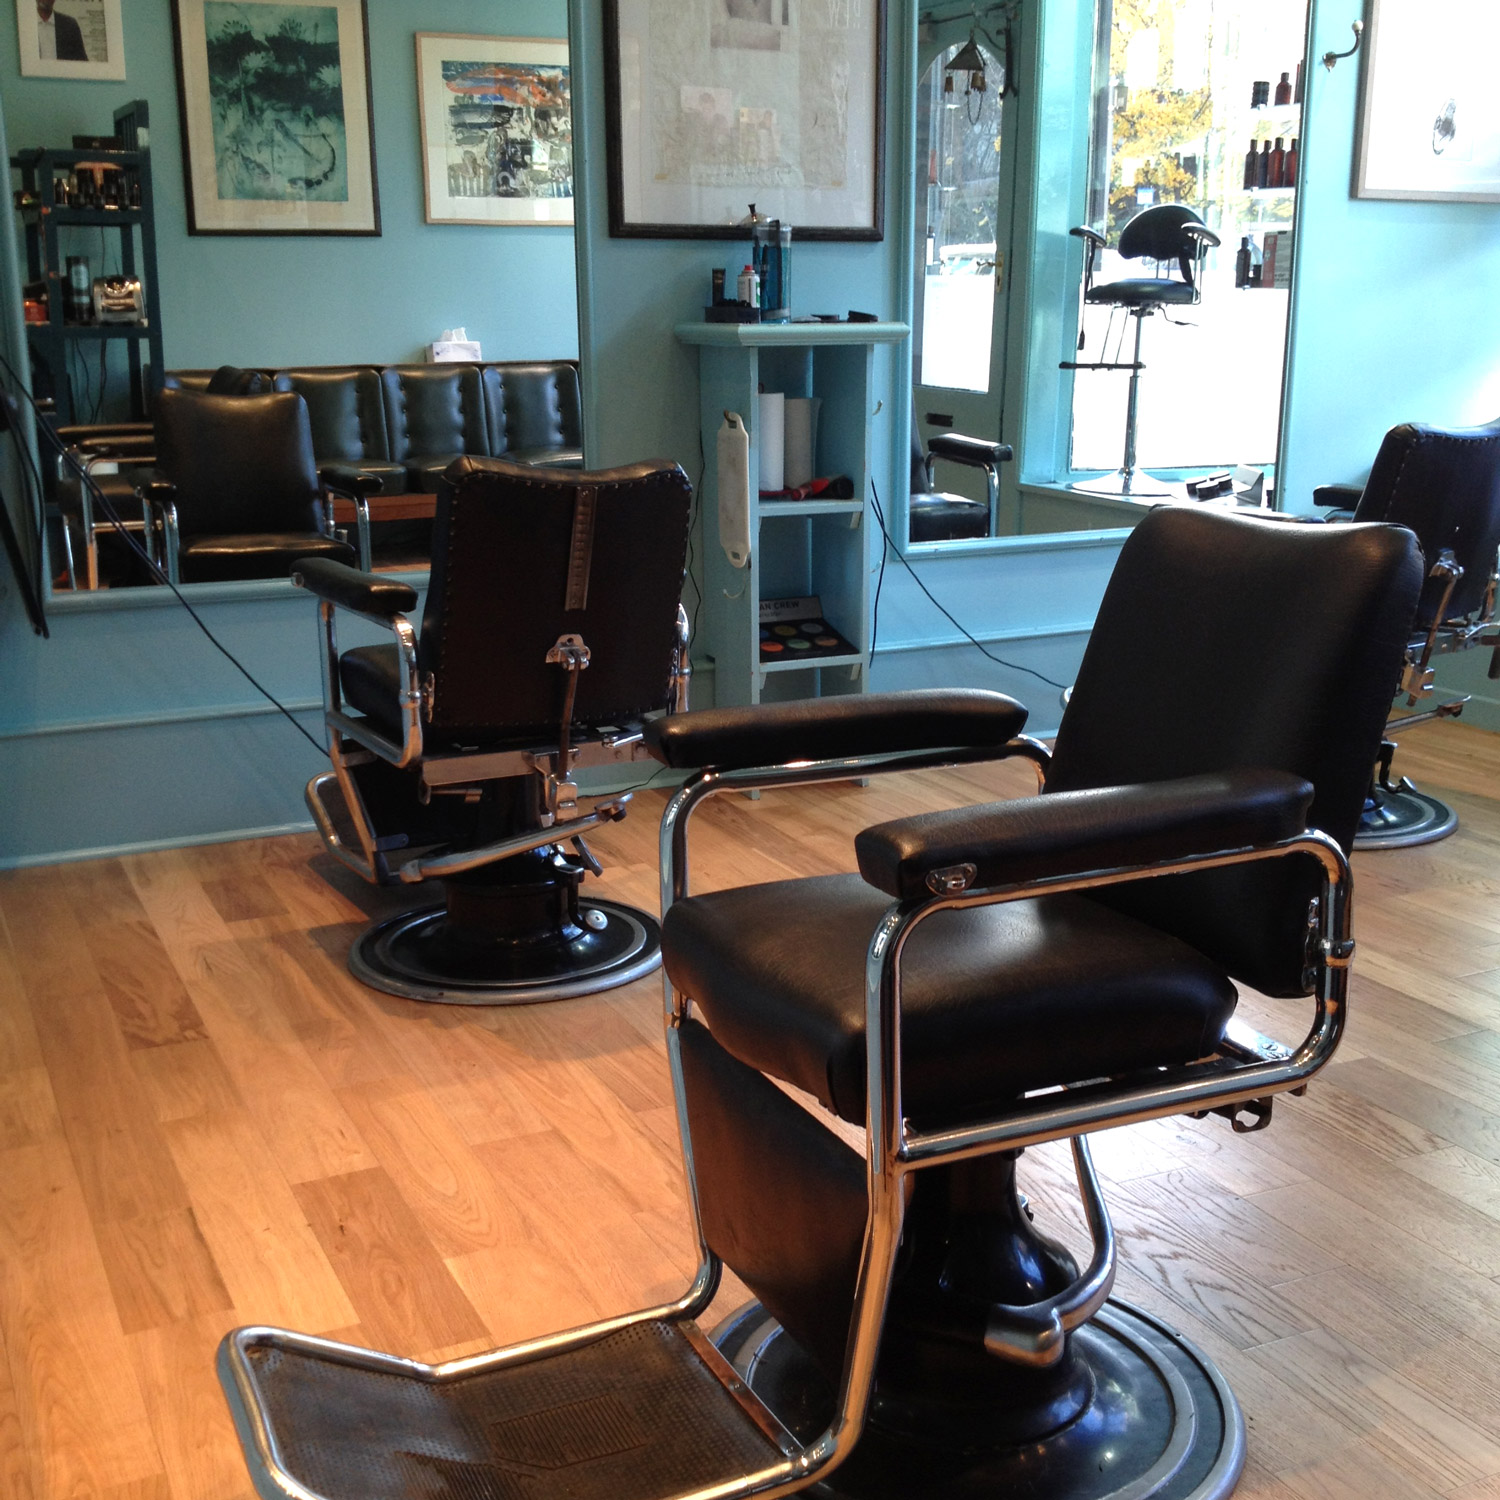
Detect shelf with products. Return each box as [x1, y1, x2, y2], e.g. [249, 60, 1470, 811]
[9, 99, 163, 426]
[675, 319, 908, 709]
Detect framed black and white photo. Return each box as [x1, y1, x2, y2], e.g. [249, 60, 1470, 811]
[170, 0, 380, 235]
[416, 32, 573, 227]
[16, 0, 126, 80]
[1354, 0, 1500, 202]
[604, 0, 885, 240]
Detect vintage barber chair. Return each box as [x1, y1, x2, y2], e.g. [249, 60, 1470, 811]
[293, 454, 693, 1003]
[1315, 418, 1500, 847]
[220, 507, 1420, 1500]
[141, 387, 361, 583]
[1063, 204, 1220, 497]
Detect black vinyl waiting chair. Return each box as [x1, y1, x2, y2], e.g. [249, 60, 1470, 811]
[293, 454, 693, 1004]
[141, 387, 364, 584]
[220, 506, 1421, 1500]
[907, 408, 1013, 543]
[1064, 204, 1220, 497]
[1315, 418, 1500, 847]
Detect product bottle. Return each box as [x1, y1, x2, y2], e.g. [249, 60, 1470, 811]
[1257, 140, 1272, 189]
[1269, 138, 1286, 189]
[1294, 61, 1304, 104]
[1248, 236, 1264, 287]
[1235, 236, 1252, 288]
[1250, 79, 1269, 108]
[1285, 138, 1299, 187]
[737, 264, 760, 310]
[1243, 139, 1259, 190]
[1274, 71, 1292, 106]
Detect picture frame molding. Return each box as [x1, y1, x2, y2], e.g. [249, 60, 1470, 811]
[170, 0, 382, 236]
[1353, 0, 1500, 203]
[15, 0, 127, 82]
[414, 30, 575, 228]
[602, 0, 886, 242]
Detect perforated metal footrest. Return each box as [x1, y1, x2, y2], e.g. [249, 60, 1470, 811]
[221, 1318, 791, 1500]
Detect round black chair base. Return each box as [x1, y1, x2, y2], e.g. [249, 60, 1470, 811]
[1355, 787, 1458, 850]
[348, 898, 661, 1005]
[713, 1299, 1245, 1500]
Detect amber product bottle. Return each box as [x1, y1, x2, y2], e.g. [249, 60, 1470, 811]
[1294, 61, 1304, 104]
[1243, 139, 1260, 190]
[1285, 138, 1299, 187]
[1268, 138, 1286, 189]
[1274, 71, 1292, 106]
[1257, 140, 1272, 188]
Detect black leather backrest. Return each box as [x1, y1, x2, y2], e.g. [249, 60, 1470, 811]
[381, 365, 489, 460]
[1117, 204, 1203, 284]
[910, 406, 930, 497]
[154, 388, 322, 535]
[418, 456, 692, 741]
[205, 364, 270, 396]
[274, 368, 390, 464]
[1352, 420, 1500, 625]
[481, 363, 583, 456]
[1047, 507, 1423, 996]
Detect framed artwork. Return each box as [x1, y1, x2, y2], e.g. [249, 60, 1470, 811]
[15, 0, 126, 80]
[1354, 0, 1500, 202]
[170, 0, 380, 235]
[603, 0, 885, 241]
[416, 32, 573, 227]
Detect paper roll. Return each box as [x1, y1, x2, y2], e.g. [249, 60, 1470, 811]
[783, 396, 821, 489]
[758, 392, 785, 493]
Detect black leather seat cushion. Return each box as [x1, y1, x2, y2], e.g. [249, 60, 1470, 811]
[178, 531, 355, 583]
[909, 491, 988, 542]
[1087, 278, 1198, 308]
[663, 872, 1238, 1126]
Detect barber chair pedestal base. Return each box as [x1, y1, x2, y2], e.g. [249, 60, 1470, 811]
[1068, 468, 1176, 500]
[1355, 783, 1458, 850]
[350, 849, 661, 1005]
[713, 1300, 1244, 1500]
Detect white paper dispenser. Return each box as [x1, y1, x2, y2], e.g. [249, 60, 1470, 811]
[717, 410, 751, 568]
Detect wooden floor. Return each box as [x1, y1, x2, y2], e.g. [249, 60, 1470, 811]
[2, 721, 1499, 1500]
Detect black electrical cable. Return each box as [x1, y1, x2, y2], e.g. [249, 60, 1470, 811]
[0, 354, 329, 756]
[869, 478, 1069, 691]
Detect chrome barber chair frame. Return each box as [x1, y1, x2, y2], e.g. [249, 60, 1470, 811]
[1063, 206, 1220, 499]
[297, 456, 693, 1005]
[220, 509, 1422, 1500]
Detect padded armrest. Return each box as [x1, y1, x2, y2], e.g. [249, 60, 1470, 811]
[1069, 226, 1106, 250]
[1313, 483, 1364, 510]
[135, 471, 174, 501]
[1182, 223, 1221, 248]
[292, 557, 418, 616]
[320, 463, 384, 497]
[854, 768, 1314, 900]
[57, 421, 153, 444]
[929, 433, 1014, 469]
[643, 689, 1028, 771]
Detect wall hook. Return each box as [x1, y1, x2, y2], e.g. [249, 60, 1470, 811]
[1322, 19, 1363, 71]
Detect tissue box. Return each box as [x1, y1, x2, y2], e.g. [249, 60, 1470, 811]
[429, 339, 481, 363]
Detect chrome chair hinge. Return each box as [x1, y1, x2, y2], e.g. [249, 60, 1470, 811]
[926, 863, 977, 896]
[546, 634, 592, 671]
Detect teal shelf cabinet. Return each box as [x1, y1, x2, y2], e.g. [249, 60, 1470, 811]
[675, 320, 909, 709]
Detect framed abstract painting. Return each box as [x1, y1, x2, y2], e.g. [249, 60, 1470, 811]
[171, 0, 380, 235]
[416, 32, 573, 226]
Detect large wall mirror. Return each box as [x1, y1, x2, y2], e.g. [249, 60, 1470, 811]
[1, 0, 581, 601]
[905, 0, 1311, 551]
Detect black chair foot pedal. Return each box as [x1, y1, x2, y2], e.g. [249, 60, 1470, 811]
[713, 1300, 1245, 1500]
[220, 1317, 791, 1500]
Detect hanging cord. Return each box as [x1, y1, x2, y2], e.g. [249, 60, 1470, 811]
[869, 478, 1070, 691]
[0, 354, 329, 756]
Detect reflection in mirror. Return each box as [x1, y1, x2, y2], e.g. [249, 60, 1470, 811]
[26, 1, 581, 597]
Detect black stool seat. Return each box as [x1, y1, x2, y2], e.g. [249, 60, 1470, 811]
[664, 872, 1238, 1126]
[1085, 278, 1199, 307]
[177, 530, 354, 582]
[908, 491, 989, 542]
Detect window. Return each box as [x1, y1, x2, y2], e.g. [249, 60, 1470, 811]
[1071, 0, 1307, 475]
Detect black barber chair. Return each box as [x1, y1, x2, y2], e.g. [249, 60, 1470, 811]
[220, 507, 1421, 1500]
[1314, 418, 1500, 848]
[908, 410, 1013, 543]
[293, 454, 693, 1004]
[142, 387, 360, 584]
[1064, 204, 1220, 497]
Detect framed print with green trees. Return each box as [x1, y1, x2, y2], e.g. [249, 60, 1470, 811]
[171, 0, 380, 235]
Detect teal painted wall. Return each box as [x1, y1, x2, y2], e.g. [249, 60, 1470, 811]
[0, 0, 579, 370]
